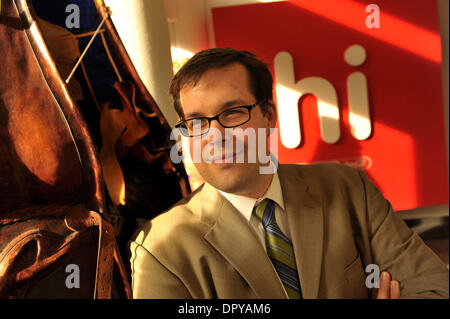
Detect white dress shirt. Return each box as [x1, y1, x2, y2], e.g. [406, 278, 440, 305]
[210, 171, 292, 251]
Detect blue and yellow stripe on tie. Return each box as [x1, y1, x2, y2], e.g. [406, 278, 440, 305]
[254, 198, 302, 299]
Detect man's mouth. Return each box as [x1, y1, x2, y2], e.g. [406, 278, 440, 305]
[210, 148, 244, 164]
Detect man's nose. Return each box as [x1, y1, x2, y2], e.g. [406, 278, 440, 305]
[209, 118, 226, 134]
[204, 118, 227, 147]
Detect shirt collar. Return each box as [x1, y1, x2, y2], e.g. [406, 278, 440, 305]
[214, 171, 285, 222]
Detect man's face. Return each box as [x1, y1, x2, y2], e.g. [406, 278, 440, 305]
[179, 63, 277, 197]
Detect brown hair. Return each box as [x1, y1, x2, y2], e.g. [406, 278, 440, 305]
[169, 48, 273, 120]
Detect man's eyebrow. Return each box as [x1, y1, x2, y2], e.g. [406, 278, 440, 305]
[184, 111, 203, 119]
[184, 99, 248, 119]
[220, 99, 248, 109]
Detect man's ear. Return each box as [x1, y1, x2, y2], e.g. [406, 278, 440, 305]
[265, 99, 278, 129]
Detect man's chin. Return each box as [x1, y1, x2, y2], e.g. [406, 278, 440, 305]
[203, 165, 255, 192]
[209, 180, 242, 194]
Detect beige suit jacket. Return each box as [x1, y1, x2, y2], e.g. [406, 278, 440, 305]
[129, 163, 449, 298]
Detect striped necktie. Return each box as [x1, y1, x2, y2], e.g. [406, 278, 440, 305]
[253, 198, 302, 299]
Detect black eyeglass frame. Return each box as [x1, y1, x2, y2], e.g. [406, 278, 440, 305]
[175, 103, 259, 137]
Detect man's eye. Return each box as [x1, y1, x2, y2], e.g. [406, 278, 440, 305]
[224, 109, 245, 116]
[187, 120, 207, 129]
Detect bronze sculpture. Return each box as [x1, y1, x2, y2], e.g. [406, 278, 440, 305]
[0, 0, 189, 298]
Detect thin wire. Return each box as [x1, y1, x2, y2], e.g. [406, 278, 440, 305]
[100, 32, 122, 82]
[61, 29, 106, 39]
[80, 59, 101, 112]
[65, 12, 110, 84]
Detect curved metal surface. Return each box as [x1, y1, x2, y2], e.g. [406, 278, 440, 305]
[0, 0, 122, 298]
[1, 0, 192, 299]
[13, 0, 107, 216]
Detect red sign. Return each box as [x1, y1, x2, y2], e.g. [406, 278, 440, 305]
[212, 0, 448, 211]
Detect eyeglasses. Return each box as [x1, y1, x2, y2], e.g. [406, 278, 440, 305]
[175, 103, 258, 137]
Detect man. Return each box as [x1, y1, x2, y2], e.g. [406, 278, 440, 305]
[129, 48, 449, 299]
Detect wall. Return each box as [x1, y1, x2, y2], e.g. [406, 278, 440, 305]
[163, 0, 448, 216]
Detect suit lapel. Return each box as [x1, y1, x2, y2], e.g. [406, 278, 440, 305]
[278, 165, 324, 299]
[201, 183, 288, 299]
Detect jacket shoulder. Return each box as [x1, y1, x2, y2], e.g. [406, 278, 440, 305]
[130, 183, 208, 251]
[280, 162, 363, 185]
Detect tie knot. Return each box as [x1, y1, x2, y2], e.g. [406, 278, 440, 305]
[252, 198, 274, 226]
